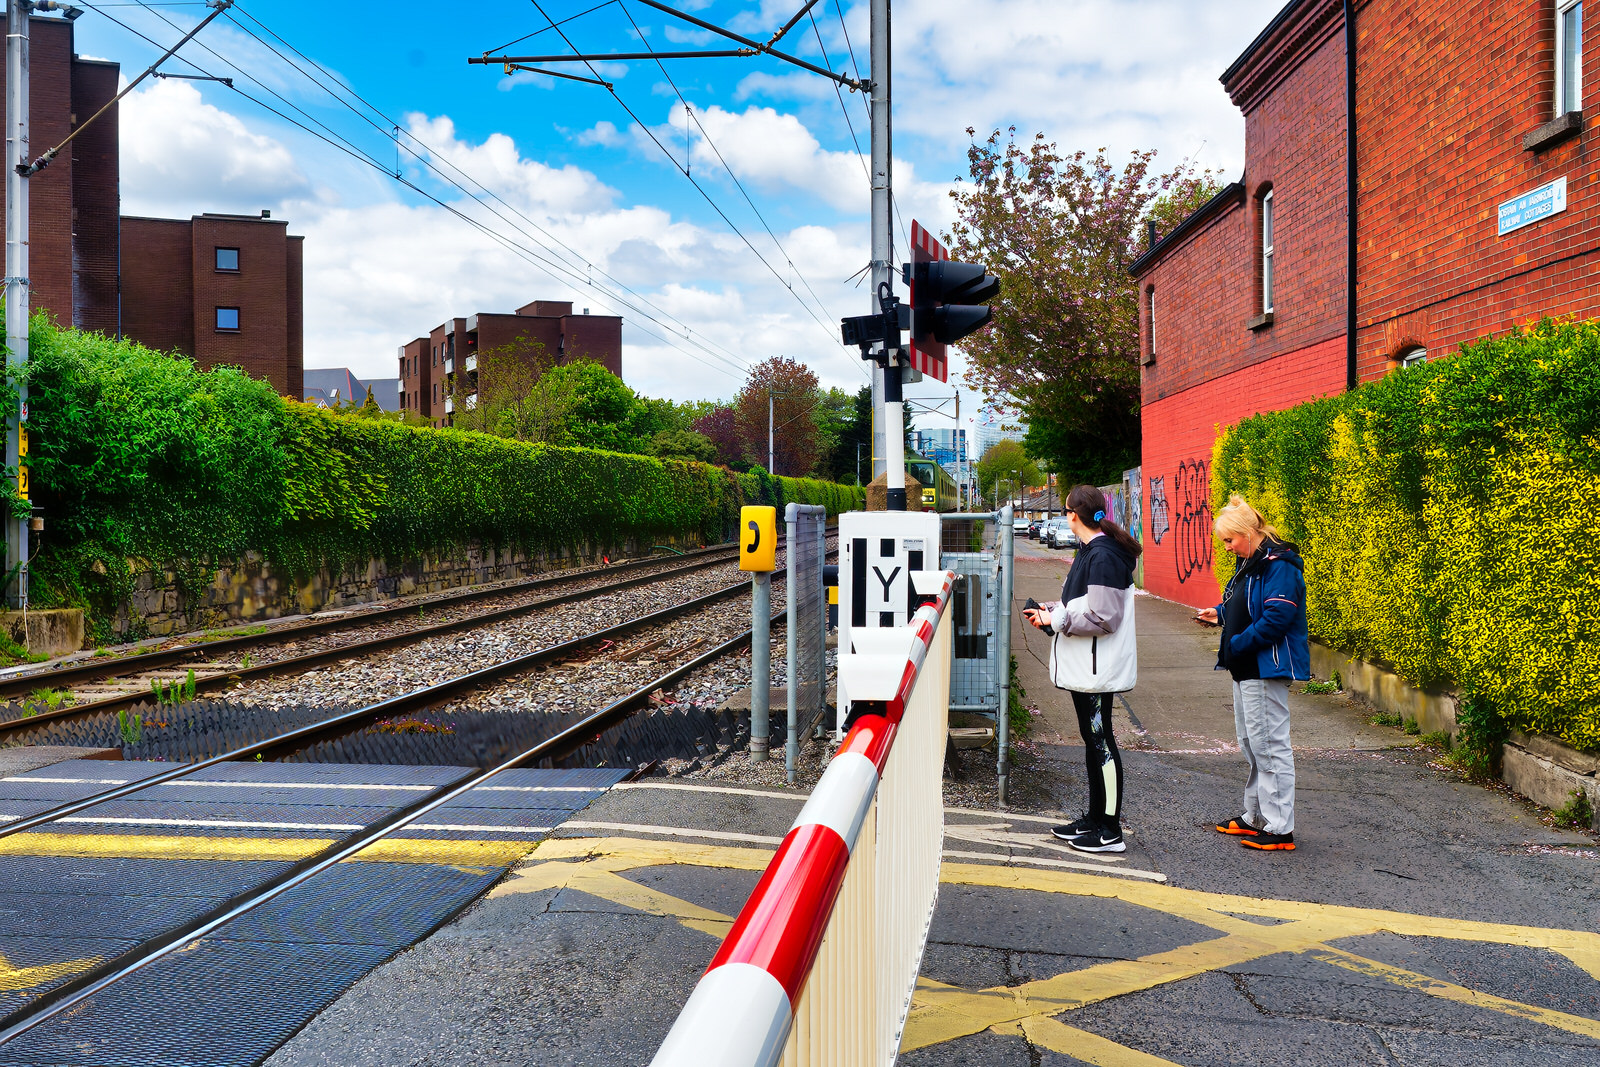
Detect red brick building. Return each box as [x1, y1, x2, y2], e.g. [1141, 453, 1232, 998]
[399, 300, 623, 427]
[121, 213, 305, 397]
[0, 13, 119, 337]
[1, 11, 304, 397]
[1131, 0, 1599, 608]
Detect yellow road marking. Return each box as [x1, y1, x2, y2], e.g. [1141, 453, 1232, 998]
[0, 832, 539, 867]
[0, 950, 102, 993]
[1011, 1015, 1184, 1065]
[1309, 947, 1600, 1041]
[513, 837, 1600, 1062]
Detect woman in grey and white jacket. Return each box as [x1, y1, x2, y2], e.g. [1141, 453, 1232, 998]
[1023, 484, 1142, 853]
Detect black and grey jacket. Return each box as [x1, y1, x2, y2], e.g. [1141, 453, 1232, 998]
[1043, 533, 1139, 693]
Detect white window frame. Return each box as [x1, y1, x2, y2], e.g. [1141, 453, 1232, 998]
[1400, 346, 1427, 369]
[1261, 190, 1275, 314]
[1557, 0, 1584, 115]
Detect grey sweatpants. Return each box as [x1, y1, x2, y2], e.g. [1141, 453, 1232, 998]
[1233, 679, 1295, 835]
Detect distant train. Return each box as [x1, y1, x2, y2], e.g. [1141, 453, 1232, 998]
[906, 452, 960, 512]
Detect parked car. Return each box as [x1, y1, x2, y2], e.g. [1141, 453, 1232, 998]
[1027, 519, 1042, 539]
[1012, 515, 1031, 536]
[1044, 518, 1079, 550]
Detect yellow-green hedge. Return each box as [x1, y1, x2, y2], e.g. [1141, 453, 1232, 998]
[18, 317, 865, 638]
[1213, 318, 1600, 753]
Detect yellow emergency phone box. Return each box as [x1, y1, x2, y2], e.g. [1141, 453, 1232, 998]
[739, 506, 777, 572]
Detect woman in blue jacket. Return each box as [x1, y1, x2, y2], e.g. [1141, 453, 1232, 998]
[1195, 495, 1309, 852]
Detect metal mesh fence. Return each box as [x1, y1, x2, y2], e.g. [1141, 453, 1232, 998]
[785, 503, 828, 781]
[939, 514, 1004, 713]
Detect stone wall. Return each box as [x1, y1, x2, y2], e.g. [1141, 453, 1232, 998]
[112, 533, 702, 639]
[1311, 640, 1598, 830]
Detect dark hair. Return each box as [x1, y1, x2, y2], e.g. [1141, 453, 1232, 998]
[1066, 484, 1143, 559]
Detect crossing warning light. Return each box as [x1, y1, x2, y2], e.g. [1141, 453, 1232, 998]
[739, 506, 777, 572]
[905, 220, 1000, 381]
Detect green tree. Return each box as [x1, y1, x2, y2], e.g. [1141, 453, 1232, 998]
[975, 439, 1043, 506]
[948, 128, 1212, 484]
[550, 360, 640, 453]
[648, 428, 717, 463]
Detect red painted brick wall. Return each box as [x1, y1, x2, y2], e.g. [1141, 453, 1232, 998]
[1141, 335, 1346, 608]
[1354, 0, 1600, 378]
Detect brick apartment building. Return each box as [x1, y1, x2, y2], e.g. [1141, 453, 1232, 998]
[1, 11, 304, 396]
[0, 13, 119, 337]
[121, 213, 304, 397]
[1130, 0, 1598, 607]
[399, 300, 622, 427]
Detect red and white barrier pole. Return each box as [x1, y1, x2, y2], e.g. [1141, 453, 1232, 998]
[652, 572, 954, 1067]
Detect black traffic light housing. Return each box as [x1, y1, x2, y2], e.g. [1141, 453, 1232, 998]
[905, 259, 1000, 357]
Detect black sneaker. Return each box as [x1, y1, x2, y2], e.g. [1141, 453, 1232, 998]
[1050, 815, 1098, 842]
[1068, 827, 1126, 854]
[1241, 831, 1295, 851]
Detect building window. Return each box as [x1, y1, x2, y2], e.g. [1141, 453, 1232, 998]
[1558, 0, 1584, 114]
[215, 247, 240, 272]
[1261, 190, 1276, 314]
[1144, 287, 1157, 366]
[215, 306, 240, 331]
[1399, 345, 1427, 369]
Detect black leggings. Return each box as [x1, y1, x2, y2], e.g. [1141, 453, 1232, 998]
[1071, 690, 1124, 828]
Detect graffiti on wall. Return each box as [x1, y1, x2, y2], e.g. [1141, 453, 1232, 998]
[1148, 477, 1169, 545]
[1124, 467, 1143, 544]
[1172, 458, 1213, 584]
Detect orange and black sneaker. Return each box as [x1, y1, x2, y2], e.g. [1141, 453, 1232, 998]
[1214, 817, 1261, 836]
[1241, 831, 1295, 851]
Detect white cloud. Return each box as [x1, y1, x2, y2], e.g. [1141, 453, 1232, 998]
[117, 81, 873, 400]
[120, 80, 310, 218]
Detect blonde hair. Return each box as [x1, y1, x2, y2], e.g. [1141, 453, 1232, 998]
[1214, 494, 1278, 541]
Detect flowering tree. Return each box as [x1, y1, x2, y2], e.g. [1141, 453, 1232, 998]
[947, 128, 1216, 484]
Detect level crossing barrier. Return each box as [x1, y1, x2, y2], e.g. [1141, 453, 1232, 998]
[651, 569, 955, 1067]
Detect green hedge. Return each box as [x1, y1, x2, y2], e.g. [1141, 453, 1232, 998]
[18, 319, 864, 633]
[1213, 318, 1600, 753]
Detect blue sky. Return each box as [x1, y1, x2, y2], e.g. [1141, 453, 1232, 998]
[76, 0, 1286, 433]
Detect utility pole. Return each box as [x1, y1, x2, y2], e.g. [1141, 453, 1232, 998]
[869, 0, 900, 507]
[767, 389, 774, 475]
[6, 0, 30, 609]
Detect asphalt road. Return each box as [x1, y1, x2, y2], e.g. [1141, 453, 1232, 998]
[262, 538, 1600, 1066]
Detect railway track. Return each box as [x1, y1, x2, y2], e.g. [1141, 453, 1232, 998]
[0, 565, 803, 1045]
[0, 536, 822, 735]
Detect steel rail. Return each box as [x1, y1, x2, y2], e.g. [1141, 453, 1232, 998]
[0, 552, 824, 840]
[0, 540, 743, 702]
[0, 548, 756, 735]
[0, 608, 784, 1047]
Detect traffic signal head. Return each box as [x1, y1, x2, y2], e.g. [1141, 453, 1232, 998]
[909, 259, 1000, 351]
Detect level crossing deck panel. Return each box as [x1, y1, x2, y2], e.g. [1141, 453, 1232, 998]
[0, 756, 627, 1067]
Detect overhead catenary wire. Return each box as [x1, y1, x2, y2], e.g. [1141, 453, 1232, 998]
[524, 0, 853, 363]
[221, 4, 753, 376]
[615, 0, 866, 381]
[83, 0, 754, 382]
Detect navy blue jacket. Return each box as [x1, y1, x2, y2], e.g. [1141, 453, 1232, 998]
[1212, 539, 1310, 681]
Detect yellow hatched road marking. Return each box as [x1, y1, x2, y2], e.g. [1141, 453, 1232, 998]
[1008, 1016, 1184, 1065]
[512, 838, 1600, 1062]
[0, 950, 102, 994]
[1308, 947, 1600, 1041]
